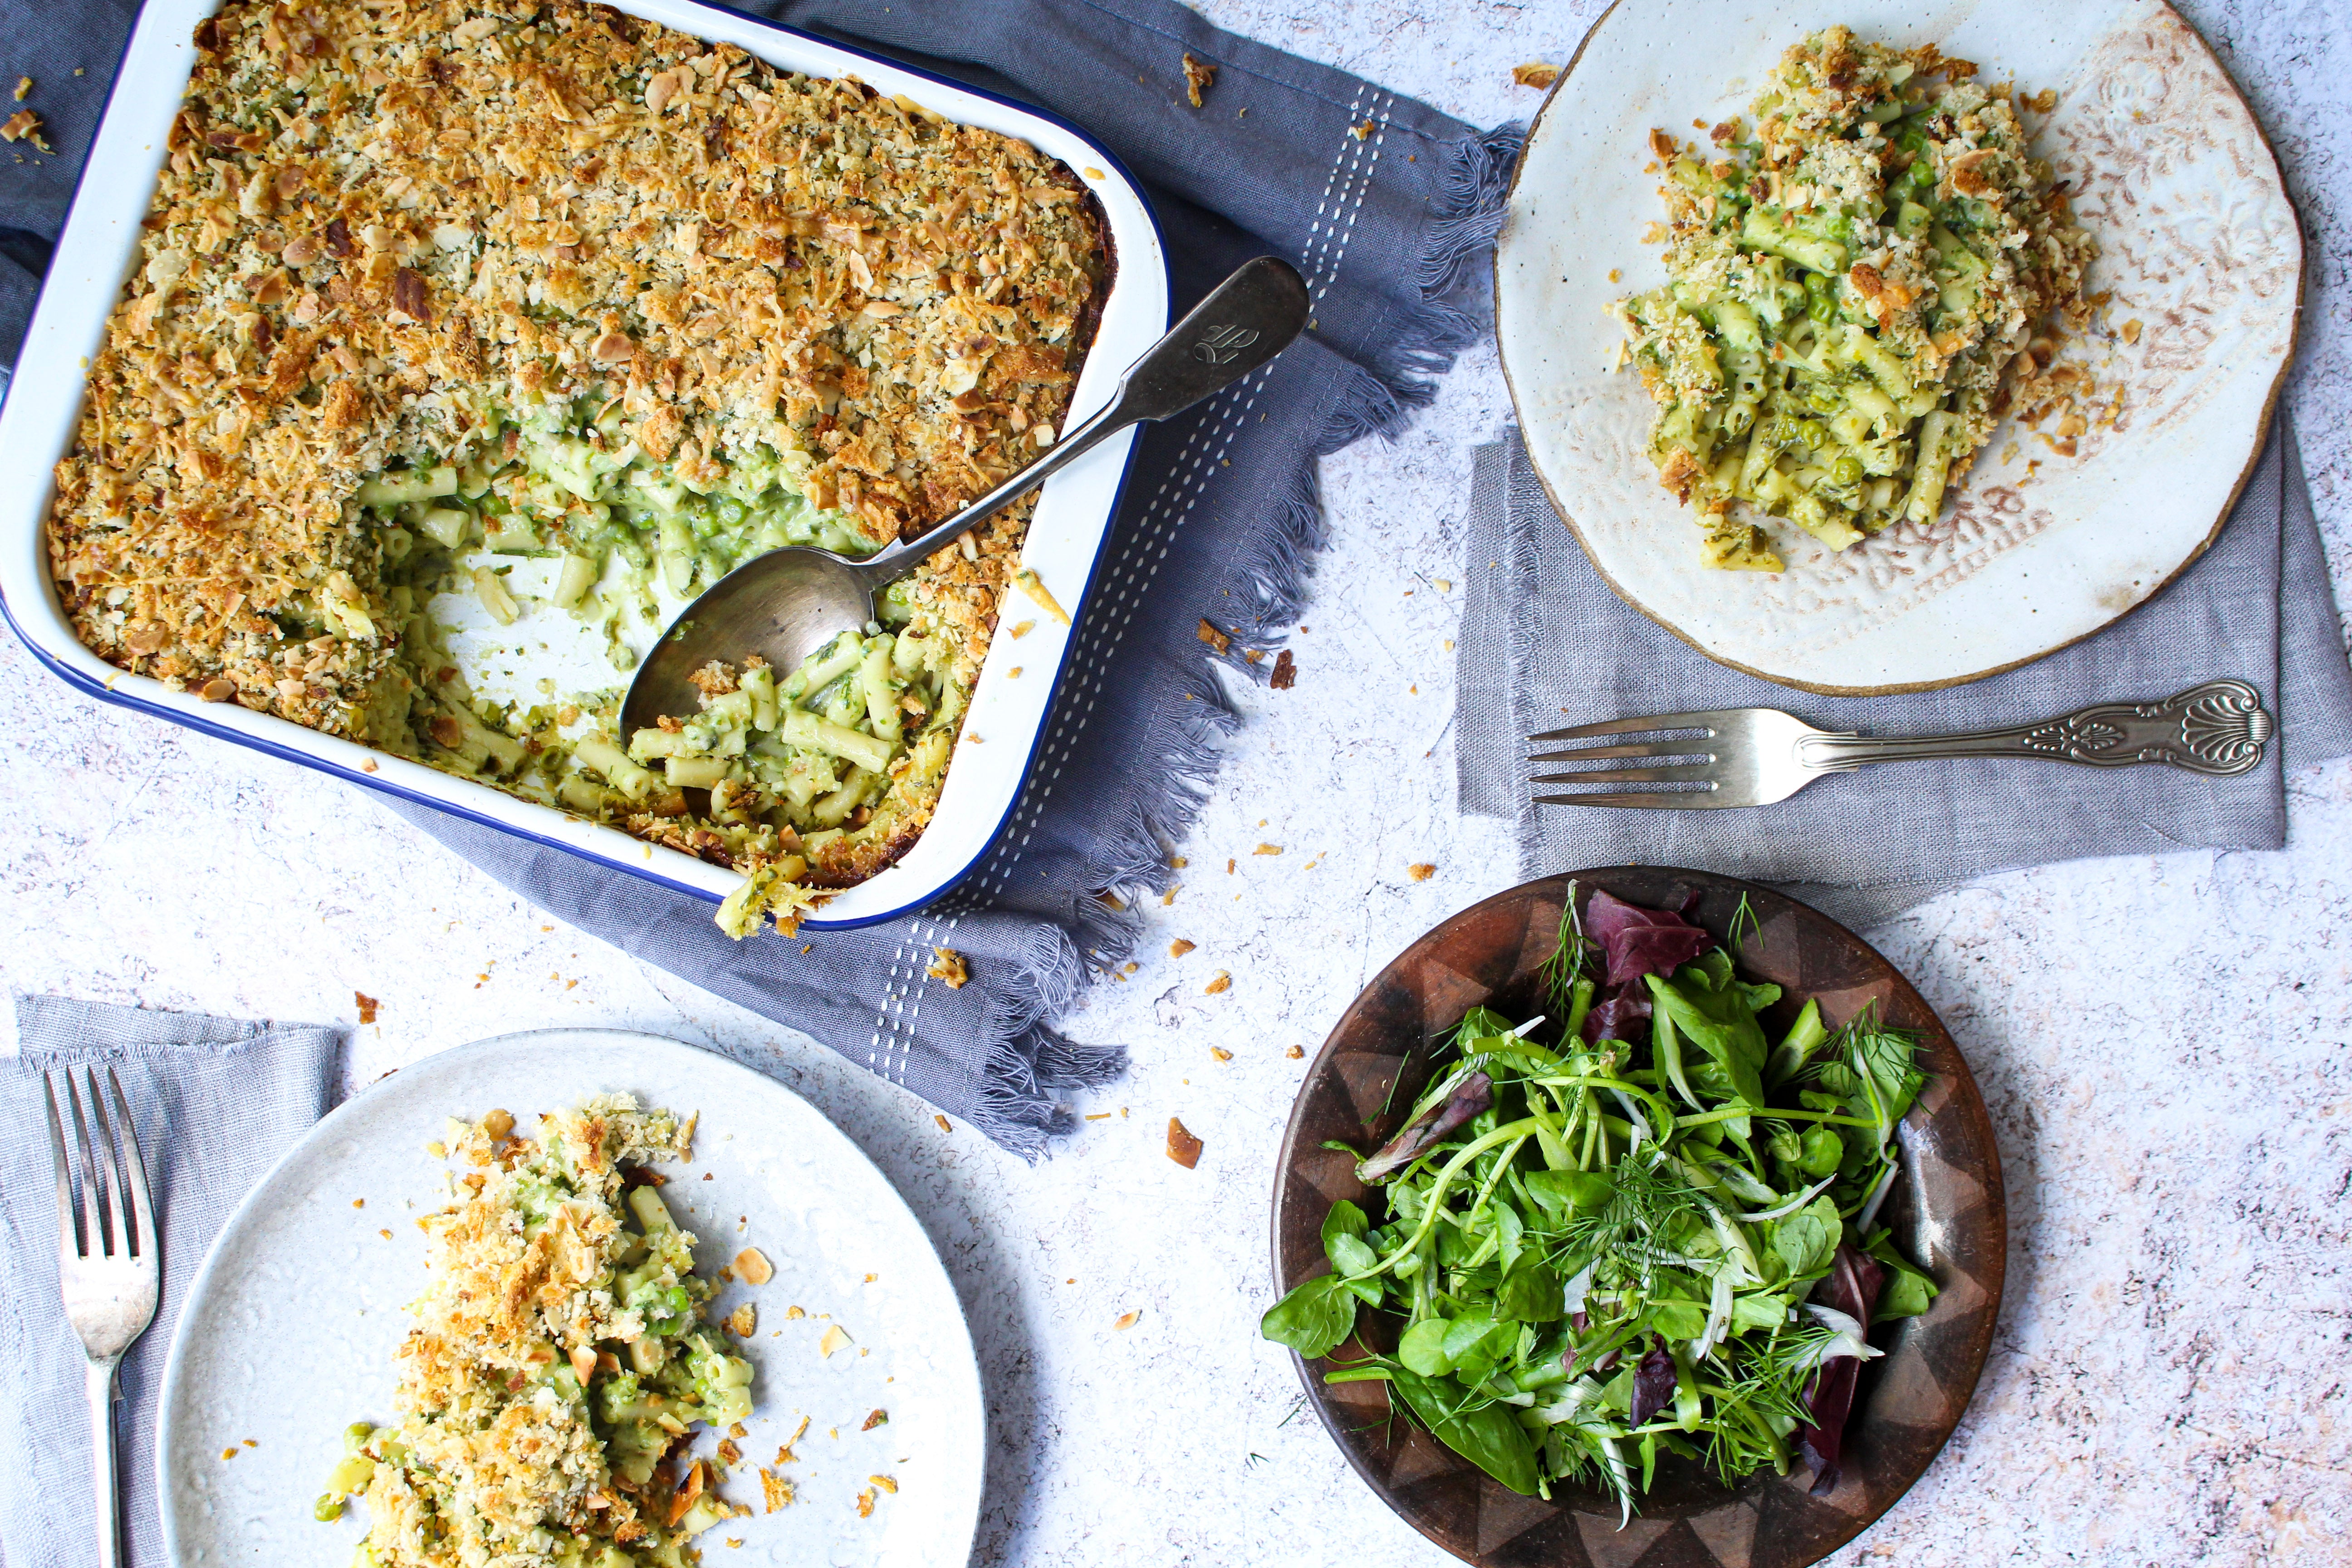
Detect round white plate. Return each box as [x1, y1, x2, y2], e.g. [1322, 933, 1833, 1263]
[1497, 0, 2301, 694]
[157, 1030, 983, 1568]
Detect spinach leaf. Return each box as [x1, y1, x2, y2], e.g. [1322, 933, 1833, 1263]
[1495, 1250, 1564, 1323]
[1390, 1367, 1543, 1496]
[1860, 1227, 1940, 1320]
[1524, 1168, 1615, 1217]
[1441, 1313, 1515, 1381]
[1730, 1291, 1789, 1332]
[1796, 1125, 1844, 1176]
[1398, 1318, 1453, 1377]
[1646, 969, 1768, 1114]
[1647, 1296, 1709, 1340]
[1258, 1274, 1357, 1359]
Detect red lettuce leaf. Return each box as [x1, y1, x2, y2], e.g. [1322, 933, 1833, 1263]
[1579, 891, 1714, 1043]
[1358, 1071, 1492, 1182]
[1628, 1338, 1678, 1427]
[1586, 889, 1714, 988]
[1796, 1244, 1888, 1495]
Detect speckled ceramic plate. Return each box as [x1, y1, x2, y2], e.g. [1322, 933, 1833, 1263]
[1271, 870, 2004, 1568]
[157, 1029, 982, 1568]
[1496, 0, 2302, 694]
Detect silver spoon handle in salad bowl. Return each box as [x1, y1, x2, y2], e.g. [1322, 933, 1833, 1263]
[1796, 679, 2276, 776]
[850, 255, 1309, 583]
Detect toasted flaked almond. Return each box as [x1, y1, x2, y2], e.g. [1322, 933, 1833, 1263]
[1166, 1117, 1203, 1168]
[734, 1247, 772, 1285]
[591, 330, 636, 363]
[198, 676, 238, 702]
[1114, 1309, 1140, 1330]
[819, 1323, 853, 1358]
[1512, 61, 1561, 89]
[569, 1344, 598, 1382]
[862, 300, 902, 318]
[281, 234, 320, 267]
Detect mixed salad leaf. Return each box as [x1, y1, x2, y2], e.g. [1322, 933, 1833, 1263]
[1263, 887, 1939, 1518]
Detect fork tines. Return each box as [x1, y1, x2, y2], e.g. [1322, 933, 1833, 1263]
[44, 1066, 156, 1264]
[1525, 709, 1730, 809]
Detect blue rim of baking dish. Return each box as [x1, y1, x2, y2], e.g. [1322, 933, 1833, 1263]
[0, 0, 1171, 932]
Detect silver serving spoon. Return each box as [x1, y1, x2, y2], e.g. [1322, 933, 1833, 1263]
[620, 256, 1310, 735]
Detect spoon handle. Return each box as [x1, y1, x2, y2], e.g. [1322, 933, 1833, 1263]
[856, 256, 1309, 580]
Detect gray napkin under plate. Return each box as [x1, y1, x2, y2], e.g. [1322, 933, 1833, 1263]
[1456, 419, 2352, 929]
[0, 997, 340, 1568]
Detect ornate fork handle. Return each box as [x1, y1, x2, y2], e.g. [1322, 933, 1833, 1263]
[1798, 679, 2275, 777]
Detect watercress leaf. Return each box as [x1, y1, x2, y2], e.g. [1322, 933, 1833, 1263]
[1730, 1291, 1790, 1332]
[1257, 1274, 1357, 1360]
[1398, 1317, 1454, 1376]
[1797, 1126, 1844, 1176]
[1327, 1231, 1380, 1278]
[1524, 1169, 1617, 1216]
[1770, 1196, 1843, 1279]
[1647, 1297, 1709, 1341]
[1343, 1275, 1386, 1306]
[1496, 1251, 1564, 1323]
[1390, 1367, 1543, 1496]
[1320, 1200, 1369, 1249]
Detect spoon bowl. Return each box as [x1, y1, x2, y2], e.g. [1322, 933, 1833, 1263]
[619, 256, 1309, 738]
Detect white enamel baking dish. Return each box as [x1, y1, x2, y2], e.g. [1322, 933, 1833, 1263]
[0, 0, 1166, 929]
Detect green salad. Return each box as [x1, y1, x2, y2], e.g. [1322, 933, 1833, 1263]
[1261, 887, 1938, 1517]
[1614, 26, 2096, 570]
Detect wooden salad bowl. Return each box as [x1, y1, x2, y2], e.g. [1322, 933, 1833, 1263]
[1269, 868, 2004, 1568]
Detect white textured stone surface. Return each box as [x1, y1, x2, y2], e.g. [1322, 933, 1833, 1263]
[3, 1, 2347, 1563]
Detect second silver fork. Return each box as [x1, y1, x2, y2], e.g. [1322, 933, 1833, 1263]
[1529, 678, 2275, 808]
[44, 1066, 160, 1568]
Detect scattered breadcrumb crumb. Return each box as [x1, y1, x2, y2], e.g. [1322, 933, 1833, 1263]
[1351, 119, 1373, 139]
[936, 1114, 953, 1133]
[1196, 618, 1231, 653]
[1010, 620, 1036, 639]
[355, 991, 380, 1024]
[927, 946, 970, 989]
[1210, 1047, 1232, 1062]
[0, 108, 44, 150]
[1182, 52, 1216, 107]
[1285, 1044, 1304, 1059]
[1169, 938, 1196, 957]
[1253, 843, 1281, 856]
[760, 1470, 794, 1512]
[871, 1475, 898, 1495]
[1114, 1310, 1141, 1330]
[1270, 649, 1297, 689]
[862, 1408, 889, 1430]
[785, 1305, 806, 1321]
[1205, 971, 1231, 995]
[11, 77, 28, 101]
[1513, 62, 1562, 88]
[1409, 863, 1436, 882]
[734, 1247, 773, 1285]
[2120, 318, 2143, 344]
[725, 1304, 757, 1336]
[856, 1489, 877, 1518]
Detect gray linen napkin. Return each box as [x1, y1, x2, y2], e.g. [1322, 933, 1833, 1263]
[1457, 420, 2352, 929]
[0, 997, 340, 1568]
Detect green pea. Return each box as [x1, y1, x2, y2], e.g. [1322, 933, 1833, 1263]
[1807, 389, 1840, 414]
[1803, 271, 1833, 299]
[1806, 291, 1837, 325]
[1832, 456, 1865, 485]
[1798, 421, 1830, 449]
[314, 1495, 347, 1523]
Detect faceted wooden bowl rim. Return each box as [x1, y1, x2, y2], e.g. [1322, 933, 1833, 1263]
[1268, 869, 2006, 1568]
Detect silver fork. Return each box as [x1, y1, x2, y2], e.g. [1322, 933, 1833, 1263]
[1529, 678, 2275, 808]
[44, 1067, 160, 1568]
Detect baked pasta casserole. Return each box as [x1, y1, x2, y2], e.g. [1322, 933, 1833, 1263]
[46, 0, 1107, 932]
[1614, 26, 2095, 570]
